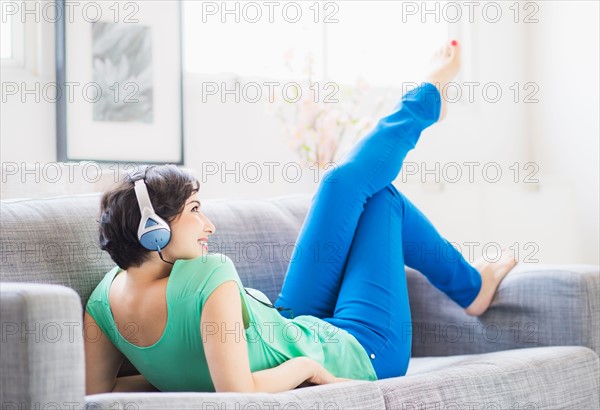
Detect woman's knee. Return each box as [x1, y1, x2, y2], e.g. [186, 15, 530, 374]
[319, 163, 363, 194]
[386, 183, 408, 202]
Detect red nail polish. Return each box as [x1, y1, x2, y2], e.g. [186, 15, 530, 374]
[451, 40, 458, 46]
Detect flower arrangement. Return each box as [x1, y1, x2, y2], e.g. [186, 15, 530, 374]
[266, 49, 387, 169]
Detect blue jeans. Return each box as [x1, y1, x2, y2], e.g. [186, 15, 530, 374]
[274, 82, 483, 379]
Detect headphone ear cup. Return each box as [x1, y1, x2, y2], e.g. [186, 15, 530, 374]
[138, 214, 171, 251]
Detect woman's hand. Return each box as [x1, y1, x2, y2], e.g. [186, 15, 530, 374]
[303, 358, 353, 385]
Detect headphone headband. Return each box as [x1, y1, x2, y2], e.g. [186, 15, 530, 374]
[133, 178, 172, 251]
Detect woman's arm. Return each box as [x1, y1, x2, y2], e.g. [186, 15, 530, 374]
[252, 356, 315, 393]
[252, 356, 351, 393]
[83, 311, 124, 395]
[201, 278, 349, 393]
[112, 374, 159, 392]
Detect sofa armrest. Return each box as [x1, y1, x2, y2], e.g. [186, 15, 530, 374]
[407, 263, 600, 358]
[0, 282, 86, 409]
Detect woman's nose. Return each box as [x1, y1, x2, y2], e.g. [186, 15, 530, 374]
[205, 218, 216, 235]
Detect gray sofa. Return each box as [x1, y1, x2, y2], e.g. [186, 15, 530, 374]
[1, 191, 599, 410]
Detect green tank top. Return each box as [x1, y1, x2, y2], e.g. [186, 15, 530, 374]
[85, 253, 378, 392]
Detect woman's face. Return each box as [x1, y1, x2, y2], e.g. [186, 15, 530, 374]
[165, 191, 215, 260]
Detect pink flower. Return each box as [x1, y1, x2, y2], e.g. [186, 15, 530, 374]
[265, 51, 385, 169]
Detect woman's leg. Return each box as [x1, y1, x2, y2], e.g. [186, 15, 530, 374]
[389, 183, 483, 308]
[274, 81, 442, 319]
[321, 184, 482, 379]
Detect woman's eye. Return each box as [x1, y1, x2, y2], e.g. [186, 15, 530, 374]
[192, 206, 199, 213]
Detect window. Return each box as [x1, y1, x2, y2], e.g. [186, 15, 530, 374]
[326, 1, 450, 87]
[183, 1, 450, 87]
[1, 0, 25, 67]
[183, 0, 324, 80]
[1, 1, 13, 59]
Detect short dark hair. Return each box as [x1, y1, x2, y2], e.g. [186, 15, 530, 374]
[97, 164, 200, 270]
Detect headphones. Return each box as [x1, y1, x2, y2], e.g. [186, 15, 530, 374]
[132, 170, 295, 319]
[134, 178, 172, 252]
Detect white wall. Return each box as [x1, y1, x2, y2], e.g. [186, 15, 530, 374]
[527, 1, 600, 264]
[1, 13, 56, 163]
[1, 2, 598, 264]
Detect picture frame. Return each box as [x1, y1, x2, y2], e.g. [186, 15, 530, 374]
[56, 0, 184, 164]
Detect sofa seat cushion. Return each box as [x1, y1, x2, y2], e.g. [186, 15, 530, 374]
[84, 379, 385, 410]
[376, 345, 599, 409]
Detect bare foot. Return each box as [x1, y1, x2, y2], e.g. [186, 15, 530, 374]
[464, 247, 517, 317]
[422, 39, 462, 123]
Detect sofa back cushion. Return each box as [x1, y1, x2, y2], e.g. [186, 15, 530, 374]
[0, 192, 313, 308]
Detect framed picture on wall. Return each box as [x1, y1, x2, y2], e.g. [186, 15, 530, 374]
[56, 0, 184, 164]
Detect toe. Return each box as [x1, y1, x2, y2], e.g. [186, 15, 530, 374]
[451, 42, 461, 59]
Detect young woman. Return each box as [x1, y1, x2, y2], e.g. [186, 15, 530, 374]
[84, 39, 517, 395]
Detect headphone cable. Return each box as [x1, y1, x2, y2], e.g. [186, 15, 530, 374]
[157, 247, 175, 265]
[243, 288, 295, 319]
